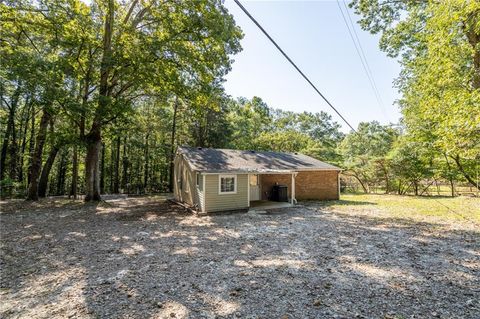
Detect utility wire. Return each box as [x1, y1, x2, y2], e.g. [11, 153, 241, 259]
[342, 2, 389, 122]
[233, 0, 357, 132]
[336, 0, 390, 122]
[342, 1, 384, 108]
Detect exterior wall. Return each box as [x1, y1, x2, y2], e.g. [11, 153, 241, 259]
[259, 171, 339, 201]
[204, 174, 248, 212]
[295, 170, 339, 200]
[173, 154, 203, 210]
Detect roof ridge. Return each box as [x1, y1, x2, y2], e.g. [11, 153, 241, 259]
[180, 146, 306, 156]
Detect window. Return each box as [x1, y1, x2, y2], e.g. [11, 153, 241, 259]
[196, 173, 200, 186]
[249, 174, 258, 186]
[219, 175, 236, 194]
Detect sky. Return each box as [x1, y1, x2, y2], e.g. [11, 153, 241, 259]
[222, 0, 402, 132]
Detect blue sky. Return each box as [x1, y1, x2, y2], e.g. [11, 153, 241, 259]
[222, 0, 402, 132]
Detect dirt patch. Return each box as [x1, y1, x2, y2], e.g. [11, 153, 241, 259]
[0, 197, 478, 318]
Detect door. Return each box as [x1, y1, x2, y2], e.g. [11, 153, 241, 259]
[249, 174, 260, 201]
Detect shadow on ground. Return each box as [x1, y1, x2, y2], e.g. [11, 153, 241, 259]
[0, 197, 478, 318]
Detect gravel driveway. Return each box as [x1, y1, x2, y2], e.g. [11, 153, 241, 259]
[1, 197, 478, 318]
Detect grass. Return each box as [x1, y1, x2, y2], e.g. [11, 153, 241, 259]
[317, 193, 480, 225]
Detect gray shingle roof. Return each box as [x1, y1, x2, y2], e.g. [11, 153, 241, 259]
[178, 146, 341, 173]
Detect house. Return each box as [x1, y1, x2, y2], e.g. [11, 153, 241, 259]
[173, 146, 342, 213]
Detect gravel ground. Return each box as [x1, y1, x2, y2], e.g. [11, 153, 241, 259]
[0, 197, 479, 319]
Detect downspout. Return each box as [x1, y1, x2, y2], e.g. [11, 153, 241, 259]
[338, 172, 341, 200]
[202, 173, 206, 213]
[247, 174, 250, 208]
[291, 172, 298, 205]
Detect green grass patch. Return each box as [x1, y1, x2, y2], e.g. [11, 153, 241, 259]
[320, 193, 480, 224]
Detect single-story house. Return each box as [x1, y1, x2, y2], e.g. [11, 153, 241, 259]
[173, 146, 342, 213]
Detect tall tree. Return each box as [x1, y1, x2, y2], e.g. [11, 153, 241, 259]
[350, 0, 480, 189]
[338, 121, 399, 193]
[81, 0, 242, 201]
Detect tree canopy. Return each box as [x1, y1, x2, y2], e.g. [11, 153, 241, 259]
[0, 0, 478, 201]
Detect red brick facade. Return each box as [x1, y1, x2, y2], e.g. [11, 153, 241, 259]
[259, 170, 339, 201]
[295, 171, 339, 200]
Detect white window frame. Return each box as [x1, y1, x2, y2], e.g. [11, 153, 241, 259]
[218, 174, 237, 194]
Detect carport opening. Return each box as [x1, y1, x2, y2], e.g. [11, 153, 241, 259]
[249, 172, 297, 207]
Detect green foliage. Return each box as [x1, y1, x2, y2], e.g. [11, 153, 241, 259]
[350, 0, 480, 190]
[338, 121, 399, 192]
[226, 97, 344, 163]
[388, 137, 434, 194]
[1, 0, 477, 199]
[0, 0, 245, 198]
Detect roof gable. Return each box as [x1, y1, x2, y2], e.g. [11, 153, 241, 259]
[177, 146, 341, 173]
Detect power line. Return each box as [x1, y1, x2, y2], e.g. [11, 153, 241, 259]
[336, 0, 390, 122]
[233, 0, 357, 132]
[342, 1, 389, 121]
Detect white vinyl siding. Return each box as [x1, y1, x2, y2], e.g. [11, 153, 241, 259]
[174, 155, 200, 208]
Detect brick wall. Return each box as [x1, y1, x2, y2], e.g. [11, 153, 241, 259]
[259, 171, 339, 201]
[295, 171, 339, 200]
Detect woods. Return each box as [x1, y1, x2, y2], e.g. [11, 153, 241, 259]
[1, 0, 479, 200]
[1, 0, 243, 200]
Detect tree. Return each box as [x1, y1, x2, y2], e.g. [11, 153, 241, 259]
[388, 138, 434, 196]
[271, 109, 344, 163]
[338, 121, 399, 193]
[1, 0, 243, 200]
[81, 0, 242, 201]
[228, 96, 272, 150]
[255, 130, 313, 153]
[350, 0, 480, 189]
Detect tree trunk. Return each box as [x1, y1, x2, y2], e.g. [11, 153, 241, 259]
[84, 0, 113, 202]
[17, 98, 32, 183]
[26, 108, 51, 200]
[381, 161, 389, 194]
[109, 141, 113, 193]
[113, 136, 120, 193]
[38, 145, 60, 197]
[452, 155, 479, 190]
[144, 132, 149, 189]
[465, 11, 480, 89]
[0, 84, 21, 181]
[8, 112, 18, 180]
[70, 144, 78, 199]
[18, 114, 28, 183]
[100, 142, 105, 194]
[27, 105, 35, 185]
[121, 136, 128, 192]
[55, 150, 67, 195]
[0, 106, 15, 181]
[443, 153, 455, 197]
[84, 126, 102, 201]
[169, 97, 179, 191]
[356, 175, 368, 193]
